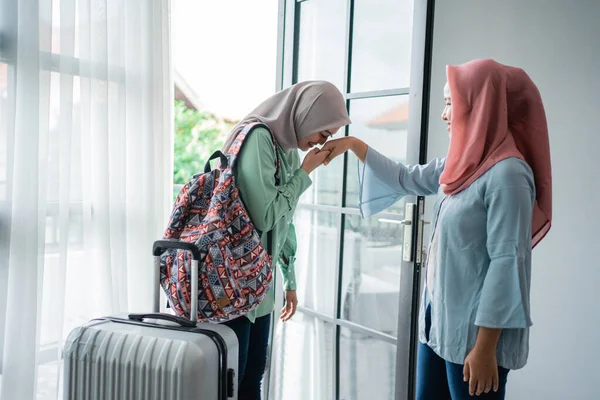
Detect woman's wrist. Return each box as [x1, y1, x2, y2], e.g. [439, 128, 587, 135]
[474, 327, 502, 354]
[349, 137, 368, 163]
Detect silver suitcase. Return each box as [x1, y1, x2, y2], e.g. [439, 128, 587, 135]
[63, 240, 239, 400]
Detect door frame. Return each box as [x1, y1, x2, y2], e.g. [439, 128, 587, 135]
[274, 0, 436, 398]
[394, 1, 437, 398]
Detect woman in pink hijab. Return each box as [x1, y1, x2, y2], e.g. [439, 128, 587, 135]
[323, 59, 551, 399]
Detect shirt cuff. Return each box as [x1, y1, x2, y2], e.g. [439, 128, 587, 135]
[280, 256, 297, 291]
[294, 168, 313, 193]
[357, 150, 403, 218]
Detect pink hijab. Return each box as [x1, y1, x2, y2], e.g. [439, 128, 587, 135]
[439, 59, 552, 248]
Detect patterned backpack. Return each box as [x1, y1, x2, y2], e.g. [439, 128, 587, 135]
[160, 122, 279, 322]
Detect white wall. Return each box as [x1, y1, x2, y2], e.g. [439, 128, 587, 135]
[426, 1, 600, 398]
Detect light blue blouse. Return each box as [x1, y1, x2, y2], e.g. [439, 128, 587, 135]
[358, 147, 535, 370]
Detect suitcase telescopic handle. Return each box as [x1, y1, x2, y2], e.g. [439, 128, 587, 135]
[152, 239, 200, 324]
[153, 239, 201, 260]
[128, 312, 196, 328]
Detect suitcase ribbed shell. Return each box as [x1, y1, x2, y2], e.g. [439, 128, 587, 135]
[63, 317, 238, 400]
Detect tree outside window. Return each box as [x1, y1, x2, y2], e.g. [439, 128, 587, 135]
[173, 100, 236, 198]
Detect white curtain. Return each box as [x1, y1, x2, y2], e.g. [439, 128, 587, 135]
[0, 0, 173, 398]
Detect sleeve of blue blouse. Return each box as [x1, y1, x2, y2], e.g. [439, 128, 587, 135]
[475, 162, 535, 329]
[358, 146, 445, 218]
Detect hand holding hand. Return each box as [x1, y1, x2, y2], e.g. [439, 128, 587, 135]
[301, 148, 331, 174]
[320, 137, 356, 166]
[321, 137, 368, 165]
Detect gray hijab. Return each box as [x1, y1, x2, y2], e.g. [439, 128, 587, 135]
[221, 80, 351, 153]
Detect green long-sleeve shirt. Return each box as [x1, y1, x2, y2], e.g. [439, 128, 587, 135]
[234, 127, 312, 323]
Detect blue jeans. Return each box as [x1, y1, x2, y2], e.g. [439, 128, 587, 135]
[223, 314, 271, 400]
[417, 305, 509, 400]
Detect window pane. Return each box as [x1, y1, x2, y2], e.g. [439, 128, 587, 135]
[339, 327, 396, 400]
[269, 313, 335, 400]
[350, 0, 414, 92]
[293, 209, 340, 317]
[297, 0, 347, 91]
[40, 239, 85, 347]
[0, 63, 9, 200]
[340, 214, 403, 335]
[47, 73, 83, 203]
[49, 0, 81, 58]
[299, 149, 343, 206]
[346, 96, 409, 214]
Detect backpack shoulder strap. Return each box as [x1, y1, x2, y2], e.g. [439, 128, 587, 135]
[227, 122, 281, 184]
[227, 122, 281, 256]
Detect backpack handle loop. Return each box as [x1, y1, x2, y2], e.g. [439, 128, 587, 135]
[204, 151, 228, 173]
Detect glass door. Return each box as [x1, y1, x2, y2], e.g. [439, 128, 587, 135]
[269, 0, 435, 399]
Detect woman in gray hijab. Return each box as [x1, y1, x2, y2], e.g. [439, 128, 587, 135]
[221, 80, 350, 399]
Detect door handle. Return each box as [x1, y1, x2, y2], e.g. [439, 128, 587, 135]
[402, 203, 416, 262]
[415, 201, 428, 265]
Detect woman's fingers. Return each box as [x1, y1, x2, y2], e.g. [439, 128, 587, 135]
[484, 378, 493, 394]
[301, 148, 333, 174]
[280, 297, 298, 322]
[308, 147, 326, 159]
[323, 147, 342, 165]
[310, 149, 330, 166]
[322, 138, 354, 165]
[280, 304, 291, 322]
[492, 370, 499, 392]
[289, 298, 297, 319]
[476, 378, 486, 396]
[307, 148, 320, 157]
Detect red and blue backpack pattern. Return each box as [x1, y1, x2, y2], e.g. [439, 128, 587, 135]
[160, 122, 280, 322]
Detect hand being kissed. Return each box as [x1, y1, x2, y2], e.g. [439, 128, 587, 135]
[301, 137, 359, 174]
[301, 147, 332, 174]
